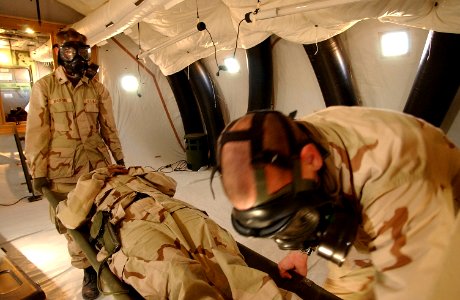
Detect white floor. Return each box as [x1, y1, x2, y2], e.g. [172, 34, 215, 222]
[0, 135, 328, 299]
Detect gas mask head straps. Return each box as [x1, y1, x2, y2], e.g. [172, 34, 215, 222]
[214, 110, 359, 266]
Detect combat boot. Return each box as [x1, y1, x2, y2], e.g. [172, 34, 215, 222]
[82, 267, 99, 300]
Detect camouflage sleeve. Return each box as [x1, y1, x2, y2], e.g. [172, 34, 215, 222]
[25, 80, 50, 178]
[324, 179, 456, 300]
[56, 171, 106, 229]
[93, 81, 124, 162]
[365, 179, 455, 299]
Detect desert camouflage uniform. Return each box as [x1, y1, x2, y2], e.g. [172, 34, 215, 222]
[299, 106, 460, 300]
[57, 166, 300, 299]
[25, 66, 124, 268]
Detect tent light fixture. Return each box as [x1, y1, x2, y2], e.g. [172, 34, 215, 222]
[380, 31, 409, 57]
[224, 57, 240, 73]
[121, 75, 139, 92]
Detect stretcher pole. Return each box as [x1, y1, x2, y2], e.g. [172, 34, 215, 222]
[42, 187, 134, 300]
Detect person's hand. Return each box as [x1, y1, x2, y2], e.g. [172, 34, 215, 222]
[107, 164, 128, 176]
[33, 177, 50, 194]
[278, 251, 309, 279]
[116, 159, 125, 166]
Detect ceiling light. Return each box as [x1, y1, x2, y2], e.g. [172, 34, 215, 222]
[25, 28, 35, 34]
[0, 52, 11, 65]
[380, 31, 409, 57]
[224, 57, 240, 73]
[120, 75, 139, 92]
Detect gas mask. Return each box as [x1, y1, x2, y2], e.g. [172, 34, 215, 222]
[57, 41, 98, 79]
[216, 110, 359, 266]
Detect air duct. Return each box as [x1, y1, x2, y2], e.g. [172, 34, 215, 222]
[304, 35, 361, 107]
[247, 37, 273, 112]
[404, 31, 460, 127]
[72, 0, 184, 46]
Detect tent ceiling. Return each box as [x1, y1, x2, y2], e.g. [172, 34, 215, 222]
[7, 0, 460, 75]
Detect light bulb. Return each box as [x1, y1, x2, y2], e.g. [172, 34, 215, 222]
[121, 75, 139, 92]
[224, 57, 240, 73]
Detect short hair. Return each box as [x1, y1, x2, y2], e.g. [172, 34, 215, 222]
[217, 110, 339, 203]
[55, 28, 87, 45]
[217, 111, 310, 206]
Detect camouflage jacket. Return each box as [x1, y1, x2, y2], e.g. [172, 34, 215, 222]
[56, 166, 299, 300]
[56, 166, 180, 229]
[299, 106, 460, 300]
[25, 66, 124, 183]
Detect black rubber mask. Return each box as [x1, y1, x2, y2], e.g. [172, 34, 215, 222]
[58, 41, 91, 79]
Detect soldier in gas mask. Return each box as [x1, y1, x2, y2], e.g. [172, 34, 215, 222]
[25, 28, 125, 300]
[215, 108, 459, 300]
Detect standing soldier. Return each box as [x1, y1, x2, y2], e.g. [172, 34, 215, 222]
[215, 107, 460, 300]
[25, 28, 125, 300]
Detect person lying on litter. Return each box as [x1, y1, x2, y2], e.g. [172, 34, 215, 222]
[56, 165, 300, 299]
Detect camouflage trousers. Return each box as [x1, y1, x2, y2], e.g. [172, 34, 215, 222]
[106, 198, 300, 300]
[49, 181, 91, 269]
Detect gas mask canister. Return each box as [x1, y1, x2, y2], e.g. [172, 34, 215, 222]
[57, 41, 98, 79]
[217, 110, 359, 266]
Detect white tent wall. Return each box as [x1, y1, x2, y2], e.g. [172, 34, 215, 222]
[98, 34, 186, 169]
[200, 19, 459, 145]
[271, 38, 326, 116]
[343, 20, 460, 145]
[200, 48, 250, 122]
[342, 19, 429, 111]
[200, 37, 326, 121]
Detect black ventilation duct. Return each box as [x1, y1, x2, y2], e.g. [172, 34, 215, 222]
[166, 71, 204, 135]
[404, 31, 460, 127]
[187, 61, 225, 166]
[247, 37, 273, 111]
[304, 35, 360, 107]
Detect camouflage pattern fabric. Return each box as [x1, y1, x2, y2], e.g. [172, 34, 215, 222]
[50, 181, 92, 269]
[298, 106, 460, 300]
[25, 65, 124, 184]
[57, 166, 300, 299]
[25, 65, 124, 269]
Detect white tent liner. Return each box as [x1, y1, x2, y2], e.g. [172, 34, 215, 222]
[61, 0, 460, 75]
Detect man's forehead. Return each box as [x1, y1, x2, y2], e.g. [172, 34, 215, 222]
[221, 138, 251, 162]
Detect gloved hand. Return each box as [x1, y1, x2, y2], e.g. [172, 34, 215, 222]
[116, 159, 125, 166]
[33, 177, 50, 194]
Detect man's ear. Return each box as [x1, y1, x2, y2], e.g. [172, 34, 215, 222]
[300, 143, 323, 173]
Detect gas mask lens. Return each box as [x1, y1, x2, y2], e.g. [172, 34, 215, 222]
[59, 42, 91, 62]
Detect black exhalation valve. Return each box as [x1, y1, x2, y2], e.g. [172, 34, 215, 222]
[85, 63, 100, 80]
[197, 21, 206, 31]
